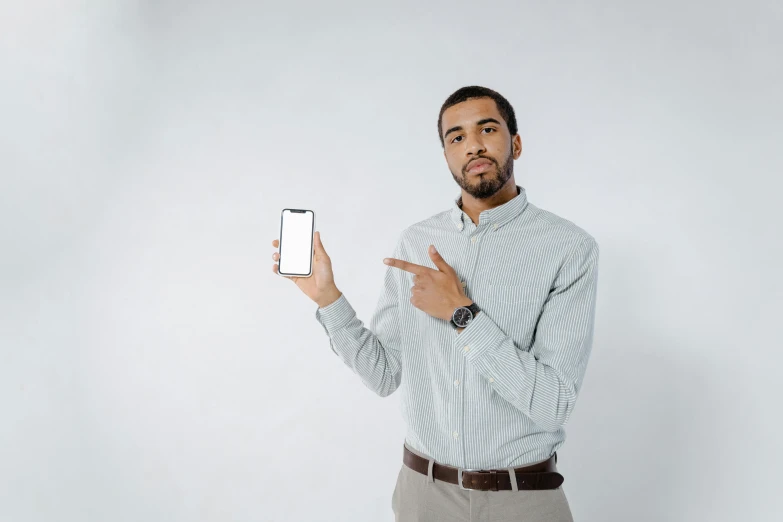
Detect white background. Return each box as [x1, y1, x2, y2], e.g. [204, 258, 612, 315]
[1, 1, 781, 521]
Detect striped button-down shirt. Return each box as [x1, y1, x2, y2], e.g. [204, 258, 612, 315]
[315, 185, 599, 469]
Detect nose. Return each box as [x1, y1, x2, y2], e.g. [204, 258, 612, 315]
[463, 133, 486, 158]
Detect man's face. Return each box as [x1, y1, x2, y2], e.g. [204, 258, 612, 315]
[441, 97, 521, 200]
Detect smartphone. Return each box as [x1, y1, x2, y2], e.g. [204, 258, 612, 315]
[277, 208, 316, 277]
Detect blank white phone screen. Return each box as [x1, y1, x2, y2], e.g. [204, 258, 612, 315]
[278, 209, 315, 276]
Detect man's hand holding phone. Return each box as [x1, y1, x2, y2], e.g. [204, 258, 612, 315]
[272, 231, 342, 308]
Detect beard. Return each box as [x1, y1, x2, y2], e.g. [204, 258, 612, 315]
[451, 147, 514, 200]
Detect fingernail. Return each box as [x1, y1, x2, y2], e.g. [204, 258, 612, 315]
[383, 258, 390, 264]
[430, 245, 436, 253]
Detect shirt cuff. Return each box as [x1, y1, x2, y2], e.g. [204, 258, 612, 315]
[314, 293, 355, 334]
[453, 310, 504, 363]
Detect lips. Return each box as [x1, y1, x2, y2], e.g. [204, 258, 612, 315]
[467, 159, 493, 173]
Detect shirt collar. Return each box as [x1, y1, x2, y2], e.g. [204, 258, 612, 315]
[449, 184, 529, 230]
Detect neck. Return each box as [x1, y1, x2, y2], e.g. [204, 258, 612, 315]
[458, 178, 518, 225]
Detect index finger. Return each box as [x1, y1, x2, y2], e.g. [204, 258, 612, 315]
[383, 257, 431, 275]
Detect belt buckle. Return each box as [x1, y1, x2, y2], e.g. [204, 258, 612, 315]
[457, 468, 483, 491]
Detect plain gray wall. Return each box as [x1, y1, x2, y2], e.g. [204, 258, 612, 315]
[2, 1, 781, 521]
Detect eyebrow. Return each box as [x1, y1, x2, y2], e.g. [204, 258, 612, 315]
[443, 118, 502, 140]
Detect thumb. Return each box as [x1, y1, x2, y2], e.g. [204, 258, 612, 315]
[315, 231, 328, 255]
[428, 244, 452, 274]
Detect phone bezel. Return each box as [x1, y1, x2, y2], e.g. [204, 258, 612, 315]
[277, 208, 315, 277]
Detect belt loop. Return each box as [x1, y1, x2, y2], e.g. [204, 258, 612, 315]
[427, 459, 435, 483]
[507, 468, 518, 491]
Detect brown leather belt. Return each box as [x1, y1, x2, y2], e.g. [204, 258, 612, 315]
[403, 445, 564, 491]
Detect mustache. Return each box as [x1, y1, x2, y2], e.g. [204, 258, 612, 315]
[464, 156, 496, 172]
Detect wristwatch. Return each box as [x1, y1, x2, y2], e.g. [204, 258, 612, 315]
[451, 302, 481, 329]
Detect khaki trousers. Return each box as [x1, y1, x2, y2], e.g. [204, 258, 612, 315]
[392, 443, 574, 522]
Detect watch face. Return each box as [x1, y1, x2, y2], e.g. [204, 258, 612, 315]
[453, 307, 473, 327]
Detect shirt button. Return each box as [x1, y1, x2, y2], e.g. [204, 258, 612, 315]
[463, 345, 470, 352]
[461, 281, 466, 287]
[453, 431, 459, 439]
[489, 378, 495, 383]
[493, 223, 499, 229]
[471, 236, 477, 243]
[454, 379, 460, 386]
[458, 223, 463, 230]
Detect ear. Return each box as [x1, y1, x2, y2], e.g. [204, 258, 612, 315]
[512, 134, 522, 159]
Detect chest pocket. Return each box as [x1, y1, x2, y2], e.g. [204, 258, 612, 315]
[483, 282, 545, 305]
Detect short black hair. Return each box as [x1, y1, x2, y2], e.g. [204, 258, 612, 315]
[437, 86, 518, 148]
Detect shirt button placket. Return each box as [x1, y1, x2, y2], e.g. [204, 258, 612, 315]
[453, 363, 464, 451]
[456, 224, 477, 456]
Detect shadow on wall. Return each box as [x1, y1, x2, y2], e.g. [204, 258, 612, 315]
[560, 253, 708, 521]
[566, 333, 693, 521]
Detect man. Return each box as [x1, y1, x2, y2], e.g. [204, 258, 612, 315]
[271, 85, 599, 521]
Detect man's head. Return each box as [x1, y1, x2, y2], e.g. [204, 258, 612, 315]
[438, 86, 522, 200]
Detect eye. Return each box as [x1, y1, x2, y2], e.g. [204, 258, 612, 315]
[451, 128, 495, 143]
